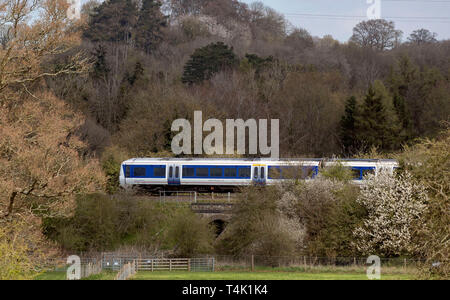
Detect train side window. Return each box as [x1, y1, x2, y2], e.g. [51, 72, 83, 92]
[238, 168, 251, 178]
[211, 168, 223, 177]
[169, 166, 173, 178]
[154, 167, 166, 178]
[351, 168, 361, 180]
[125, 166, 130, 178]
[362, 169, 375, 177]
[302, 167, 314, 179]
[224, 168, 237, 178]
[183, 167, 195, 177]
[196, 168, 208, 177]
[175, 167, 179, 178]
[253, 167, 258, 179]
[133, 167, 146, 177]
[268, 167, 281, 179]
[261, 168, 265, 179]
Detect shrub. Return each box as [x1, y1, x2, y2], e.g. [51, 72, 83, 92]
[167, 210, 215, 257]
[217, 186, 304, 258]
[353, 171, 428, 257]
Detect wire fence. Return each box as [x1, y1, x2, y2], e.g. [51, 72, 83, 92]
[44, 252, 445, 279]
[115, 261, 137, 280]
[211, 255, 429, 271]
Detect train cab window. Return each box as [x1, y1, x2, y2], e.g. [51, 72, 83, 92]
[351, 168, 361, 180]
[196, 168, 209, 177]
[211, 168, 223, 177]
[239, 168, 251, 178]
[253, 167, 259, 179]
[175, 167, 180, 178]
[224, 168, 237, 178]
[154, 167, 166, 178]
[133, 167, 146, 177]
[125, 166, 131, 178]
[183, 167, 195, 177]
[362, 169, 375, 177]
[169, 166, 173, 178]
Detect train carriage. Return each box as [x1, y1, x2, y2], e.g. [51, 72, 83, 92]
[119, 158, 398, 192]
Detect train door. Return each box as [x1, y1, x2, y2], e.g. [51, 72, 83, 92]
[168, 164, 181, 186]
[252, 165, 267, 186]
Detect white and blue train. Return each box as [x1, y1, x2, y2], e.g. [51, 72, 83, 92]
[119, 158, 398, 192]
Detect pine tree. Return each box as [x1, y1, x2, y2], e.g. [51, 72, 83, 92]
[182, 42, 239, 85]
[134, 0, 167, 54]
[356, 86, 399, 152]
[340, 96, 359, 155]
[92, 45, 110, 79]
[83, 0, 138, 44]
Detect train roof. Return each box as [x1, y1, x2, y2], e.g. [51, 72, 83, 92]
[123, 158, 397, 163]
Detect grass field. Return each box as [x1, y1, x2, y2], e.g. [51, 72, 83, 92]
[34, 268, 416, 280]
[131, 271, 414, 280]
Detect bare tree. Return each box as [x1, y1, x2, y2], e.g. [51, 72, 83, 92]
[350, 19, 402, 51]
[407, 29, 437, 45]
[0, 0, 90, 98]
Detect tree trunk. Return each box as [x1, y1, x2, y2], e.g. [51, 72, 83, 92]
[5, 191, 17, 217]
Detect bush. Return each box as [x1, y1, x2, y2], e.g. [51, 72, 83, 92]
[353, 171, 428, 257]
[217, 186, 304, 258]
[287, 179, 364, 257]
[167, 210, 215, 257]
[398, 125, 450, 278]
[43, 193, 215, 256]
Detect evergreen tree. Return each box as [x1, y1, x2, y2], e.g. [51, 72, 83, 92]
[134, 0, 167, 54]
[83, 0, 138, 44]
[182, 42, 239, 85]
[340, 96, 359, 155]
[92, 45, 110, 79]
[356, 86, 399, 152]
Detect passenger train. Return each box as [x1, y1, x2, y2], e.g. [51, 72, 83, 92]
[119, 158, 398, 192]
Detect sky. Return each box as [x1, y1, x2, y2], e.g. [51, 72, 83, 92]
[81, 0, 450, 42]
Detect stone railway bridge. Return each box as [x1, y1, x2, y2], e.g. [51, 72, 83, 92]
[190, 203, 234, 236]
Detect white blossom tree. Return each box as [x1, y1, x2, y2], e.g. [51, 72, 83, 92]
[353, 171, 428, 256]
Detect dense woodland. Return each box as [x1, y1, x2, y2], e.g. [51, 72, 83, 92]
[0, 0, 449, 279]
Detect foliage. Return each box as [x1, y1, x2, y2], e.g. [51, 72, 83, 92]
[182, 42, 239, 85]
[350, 19, 402, 51]
[167, 210, 215, 257]
[286, 180, 364, 257]
[0, 220, 43, 280]
[218, 186, 304, 258]
[320, 162, 354, 182]
[407, 29, 437, 45]
[101, 146, 129, 194]
[398, 126, 450, 278]
[43, 194, 215, 255]
[134, 0, 167, 53]
[340, 96, 359, 155]
[353, 171, 428, 257]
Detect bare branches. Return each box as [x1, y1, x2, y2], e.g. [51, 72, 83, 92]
[0, 0, 89, 93]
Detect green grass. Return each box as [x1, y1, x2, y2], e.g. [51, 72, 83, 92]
[131, 271, 415, 280]
[34, 266, 417, 280]
[34, 270, 117, 280]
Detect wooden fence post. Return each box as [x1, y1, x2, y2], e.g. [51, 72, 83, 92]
[251, 255, 254, 272]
